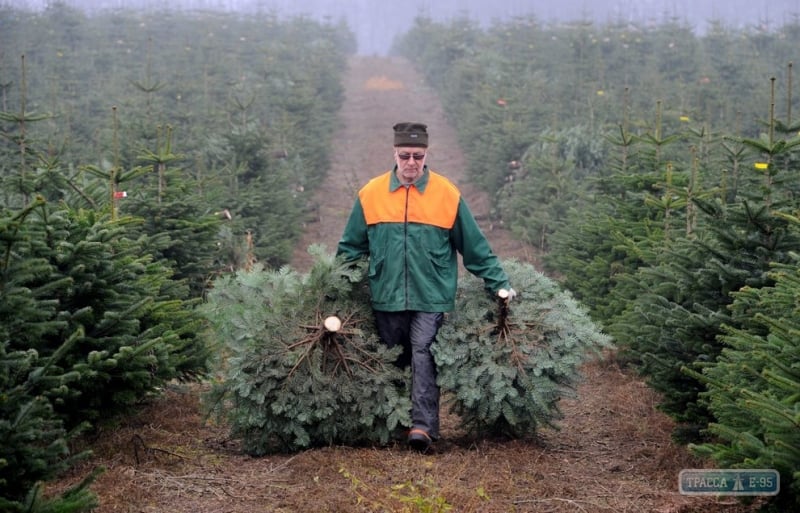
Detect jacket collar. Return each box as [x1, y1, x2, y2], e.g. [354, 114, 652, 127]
[389, 165, 430, 193]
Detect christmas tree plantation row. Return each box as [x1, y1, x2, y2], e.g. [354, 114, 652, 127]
[396, 16, 800, 511]
[1, 7, 354, 511]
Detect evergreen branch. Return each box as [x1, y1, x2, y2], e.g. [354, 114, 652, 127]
[340, 355, 380, 374]
[129, 79, 166, 93]
[296, 324, 322, 331]
[329, 338, 353, 377]
[285, 336, 319, 380]
[62, 175, 98, 208]
[285, 333, 322, 351]
[338, 340, 385, 372]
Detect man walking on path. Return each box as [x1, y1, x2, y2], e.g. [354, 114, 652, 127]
[336, 121, 516, 452]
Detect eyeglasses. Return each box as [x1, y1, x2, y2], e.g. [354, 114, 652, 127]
[397, 152, 426, 162]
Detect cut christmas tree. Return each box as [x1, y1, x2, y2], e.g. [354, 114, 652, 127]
[434, 260, 613, 438]
[202, 245, 411, 454]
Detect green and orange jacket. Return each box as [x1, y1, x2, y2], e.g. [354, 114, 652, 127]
[336, 166, 509, 312]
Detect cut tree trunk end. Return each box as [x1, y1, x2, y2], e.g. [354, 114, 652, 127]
[323, 315, 342, 332]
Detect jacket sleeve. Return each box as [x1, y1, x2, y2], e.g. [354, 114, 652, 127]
[451, 198, 510, 293]
[336, 197, 370, 262]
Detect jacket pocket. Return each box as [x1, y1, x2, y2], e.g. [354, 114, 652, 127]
[369, 252, 385, 279]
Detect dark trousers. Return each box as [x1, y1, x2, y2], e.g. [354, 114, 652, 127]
[374, 310, 444, 439]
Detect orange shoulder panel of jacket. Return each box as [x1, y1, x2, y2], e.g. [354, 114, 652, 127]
[359, 171, 460, 228]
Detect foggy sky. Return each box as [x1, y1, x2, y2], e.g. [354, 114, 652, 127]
[3, 0, 800, 55]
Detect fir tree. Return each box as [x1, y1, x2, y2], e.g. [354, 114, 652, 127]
[434, 260, 612, 438]
[2, 199, 209, 429]
[496, 125, 606, 251]
[0, 467, 102, 513]
[690, 259, 800, 511]
[213, 122, 304, 268]
[611, 197, 800, 441]
[0, 202, 97, 501]
[0, 337, 84, 501]
[202, 245, 411, 454]
[123, 125, 223, 297]
[542, 101, 703, 325]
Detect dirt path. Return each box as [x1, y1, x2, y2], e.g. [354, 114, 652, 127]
[59, 56, 759, 513]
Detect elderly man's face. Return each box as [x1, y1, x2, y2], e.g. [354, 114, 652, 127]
[394, 147, 427, 184]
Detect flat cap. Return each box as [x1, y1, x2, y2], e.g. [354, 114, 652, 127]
[393, 122, 428, 147]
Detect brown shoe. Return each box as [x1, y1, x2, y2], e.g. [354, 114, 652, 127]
[407, 428, 431, 452]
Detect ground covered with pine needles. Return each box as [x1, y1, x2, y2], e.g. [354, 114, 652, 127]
[53, 56, 764, 513]
[55, 362, 761, 512]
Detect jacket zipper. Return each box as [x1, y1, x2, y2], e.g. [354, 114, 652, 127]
[403, 185, 410, 309]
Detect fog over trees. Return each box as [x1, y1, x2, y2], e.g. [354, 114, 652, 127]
[3, 0, 800, 55]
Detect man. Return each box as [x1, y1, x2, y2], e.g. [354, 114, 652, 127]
[336, 122, 515, 452]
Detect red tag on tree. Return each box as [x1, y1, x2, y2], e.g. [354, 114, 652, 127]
[113, 191, 127, 199]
